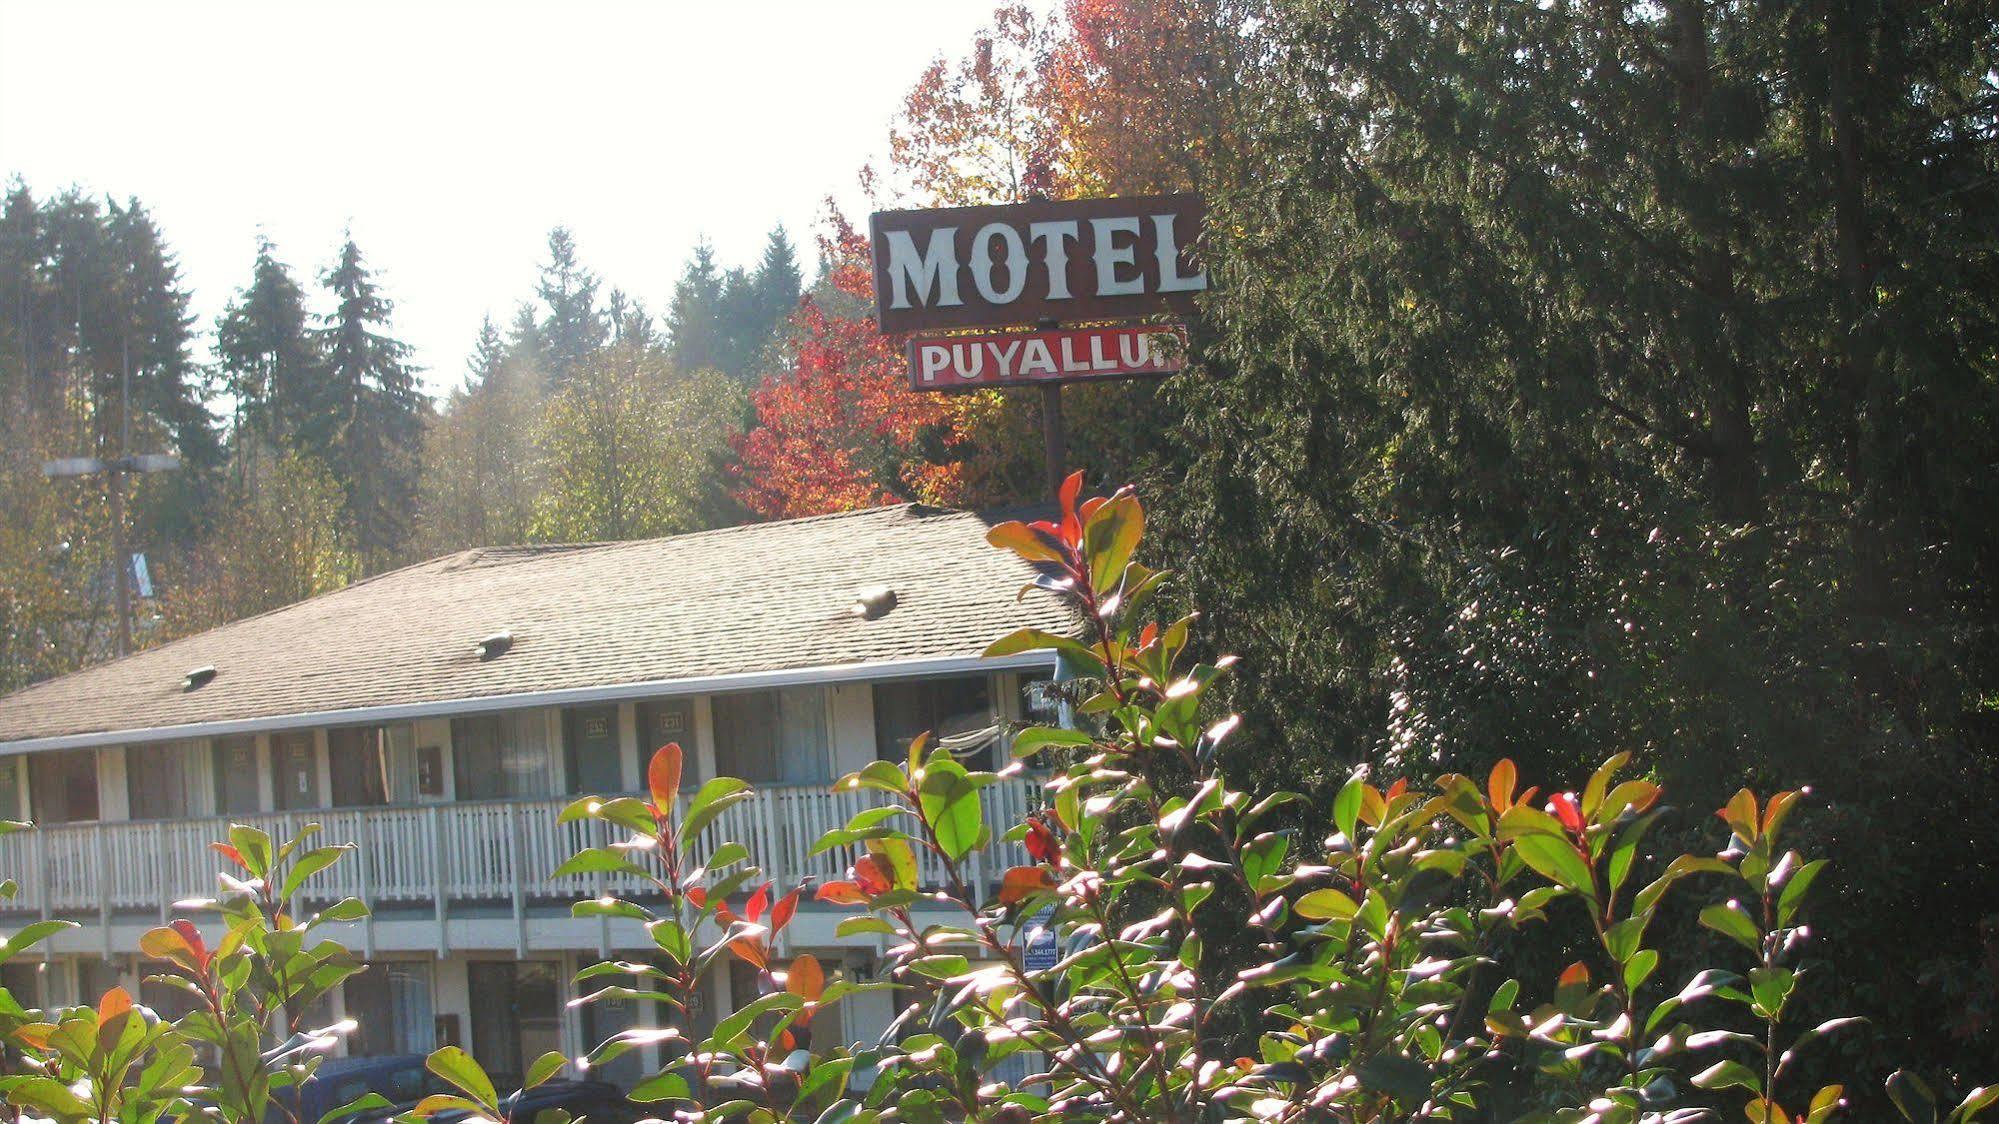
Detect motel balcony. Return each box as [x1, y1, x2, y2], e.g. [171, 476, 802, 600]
[0, 772, 1045, 956]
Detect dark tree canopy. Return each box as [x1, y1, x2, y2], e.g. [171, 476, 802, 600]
[1164, 0, 1999, 1090]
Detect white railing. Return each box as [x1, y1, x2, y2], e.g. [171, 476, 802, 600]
[0, 777, 1047, 919]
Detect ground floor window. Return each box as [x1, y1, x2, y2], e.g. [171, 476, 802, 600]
[468, 961, 561, 1089]
[30, 749, 98, 824]
[874, 676, 998, 768]
[343, 960, 435, 1057]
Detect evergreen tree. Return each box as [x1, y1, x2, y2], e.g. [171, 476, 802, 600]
[505, 301, 548, 382]
[1170, 0, 1999, 1093]
[313, 236, 425, 567]
[716, 266, 760, 376]
[663, 238, 725, 373]
[215, 236, 323, 459]
[606, 288, 656, 349]
[465, 314, 508, 393]
[535, 227, 606, 382]
[751, 224, 803, 341]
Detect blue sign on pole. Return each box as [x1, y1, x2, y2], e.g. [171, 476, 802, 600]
[1022, 905, 1059, 971]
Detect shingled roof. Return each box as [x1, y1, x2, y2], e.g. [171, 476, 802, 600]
[0, 504, 1080, 751]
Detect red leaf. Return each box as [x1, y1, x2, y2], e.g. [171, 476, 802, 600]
[815, 880, 868, 906]
[97, 986, 133, 1027]
[1547, 793, 1584, 834]
[853, 855, 892, 897]
[786, 953, 825, 1002]
[746, 883, 770, 924]
[729, 937, 768, 969]
[1487, 759, 1517, 812]
[211, 843, 245, 870]
[171, 919, 209, 969]
[648, 743, 683, 812]
[1024, 818, 1060, 865]
[770, 886, 801, 934]
[997, 866, 1055, 905]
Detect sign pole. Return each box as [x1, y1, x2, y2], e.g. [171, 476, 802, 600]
[1039, 381, 1066, 498]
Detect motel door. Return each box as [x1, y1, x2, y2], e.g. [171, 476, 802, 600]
[468, 961, 562, 1090]
[564, 706, 624, 795]
[272, 732, 320, 810]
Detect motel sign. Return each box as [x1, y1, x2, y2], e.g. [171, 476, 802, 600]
[869, 194, 1205, 334]
[869, 192, 1204, 490]
[908, 324, 1186, 389]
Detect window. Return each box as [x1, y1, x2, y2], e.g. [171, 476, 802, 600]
[328, 725, 416, 807]
[874, 677, 998, 769]
[711, 688, 827, 784]
[451, 712, 553, 800]
[342, 960, 435, 1057]
[1019, 672, 1063, 726]
[30, 750, 99, 824]
[127, 741, 213, 821]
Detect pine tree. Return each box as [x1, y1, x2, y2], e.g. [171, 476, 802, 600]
[535, 227, 606, 383]
[752, 224, 804, 338]
[215, 236, 323, 460]
[664, 239, 725, 373]
[606, 289, 656, 349]
[505, 302, 548, 382]
[465, 314, 508, 393]
[314, 236, 425, 567]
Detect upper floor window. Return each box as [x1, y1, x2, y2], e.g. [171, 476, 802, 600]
[127, 740, 213, 821]
[874, 676, 998, 769]
[328, 724, 417, 807]
[452, 711, 553, 800]
[30, 749, 98, 825]
[712, 687, 827, 785]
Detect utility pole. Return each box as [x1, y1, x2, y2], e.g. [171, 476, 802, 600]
[42, 341, 178, 657]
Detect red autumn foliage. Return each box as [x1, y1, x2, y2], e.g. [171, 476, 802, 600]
[730, 214, 973, 520]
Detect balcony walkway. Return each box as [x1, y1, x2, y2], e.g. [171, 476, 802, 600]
[0, 777, 1046, 922]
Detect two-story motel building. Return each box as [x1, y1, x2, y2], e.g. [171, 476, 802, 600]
[0, 503, 1074, 1088]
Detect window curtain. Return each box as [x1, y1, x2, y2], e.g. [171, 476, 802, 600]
[127, 741, 215, 821]
[451, 712, 553, 799]
[713, 689, 826, 784]
[328, 725, 416, 807]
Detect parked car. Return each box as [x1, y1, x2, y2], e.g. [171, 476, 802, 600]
[274, 1054, 433, 1124]
[435, 1079, 646, 1124]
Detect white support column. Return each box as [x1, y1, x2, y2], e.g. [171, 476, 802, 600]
[97, 747, 130, 821]
[827, 683, 878, 778]
[616, 702, 641, 793]
[545, 708, 568, 795]
[254, 734, 275, 810]
[692, 697, 718, 785]
[312, 729, 333, 809]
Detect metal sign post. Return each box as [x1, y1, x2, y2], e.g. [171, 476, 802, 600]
[41, 346, 179, 656]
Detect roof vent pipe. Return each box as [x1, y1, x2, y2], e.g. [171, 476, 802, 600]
[851, 585, 898, 620]
[182, 665, 218, 692]
[475, 631, 514, 660]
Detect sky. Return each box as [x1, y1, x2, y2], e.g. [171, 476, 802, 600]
[0, 1, 1026, 395]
